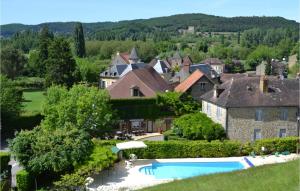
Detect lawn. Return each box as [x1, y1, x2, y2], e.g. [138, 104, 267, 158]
[22, 89, 46, 114]
[139, 160, 300, 191]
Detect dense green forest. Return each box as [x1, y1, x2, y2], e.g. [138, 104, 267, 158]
[1, 13, 298, 38]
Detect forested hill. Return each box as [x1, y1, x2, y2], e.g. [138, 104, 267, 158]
[1, 13, 298, 38]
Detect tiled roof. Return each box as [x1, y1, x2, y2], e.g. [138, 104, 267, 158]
[201, 77, 299, 107]
[119, 53, 130, 64]
[108, 67, 170, 99]
[129, 47, 139, 60]
[202, 58, 224, 65]
[175, 70, 204, 93]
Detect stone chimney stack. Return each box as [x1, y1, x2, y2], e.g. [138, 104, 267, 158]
[259, 76, 268, 93]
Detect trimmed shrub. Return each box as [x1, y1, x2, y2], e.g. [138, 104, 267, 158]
[0, 152, 10, 173]
[16, 170, 33, 191]
[124, 140, 242, 159]
[172, 112, 226, 141]
[250, 136, 299, 155]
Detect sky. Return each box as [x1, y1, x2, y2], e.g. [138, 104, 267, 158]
[1, 0, 299, 25]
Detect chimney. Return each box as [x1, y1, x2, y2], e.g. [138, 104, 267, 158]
[213, 84, 223, 98]
[259, 76, 268, 93]
[182, 62, 190, 74]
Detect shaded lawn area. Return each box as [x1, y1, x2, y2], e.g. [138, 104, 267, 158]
[22, 89, 46, 114]
[1, 89, 46, 145]
[140, 160, 299, 191]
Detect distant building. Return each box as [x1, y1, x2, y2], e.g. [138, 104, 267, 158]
[171, 59, 220, 84]
[178, 26, 195, 35]
[175, 69, 216, 101]
[99, 47, 146, 88]
[202, 58, 225, 74]
[107, 67, 170, 99]
[256, 60, 288, 77]
[167, 51, 183, 68]
[201, 76, 299, 142]
[149, 58, 171, 79]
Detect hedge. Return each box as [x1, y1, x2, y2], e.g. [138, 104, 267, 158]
[14, 77, 45, 89]
[0, 152, 10, 173]
[16, 170, 33, 191]
[124, 140, 242, 158]
[93, 137, 299, 159]
[249, 137, 299, 155]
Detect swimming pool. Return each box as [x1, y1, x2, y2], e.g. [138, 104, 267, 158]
[139, 161, 245, 179]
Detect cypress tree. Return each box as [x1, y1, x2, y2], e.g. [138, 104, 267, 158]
[74, 22, 86, 58]
[237, 31, 241, 44]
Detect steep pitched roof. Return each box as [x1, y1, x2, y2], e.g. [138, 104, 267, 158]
[183, 56, 193, 66]
[150, 59, 171, 74]
[120, 63, 147, 77]
[201, 77, 299, 107]
[119, 53, 130, 64]
[129, 47, 139, 60]
[175, 70, 205, 93]
[100, 64, 128, 77]
[108, 67, 170, 99]
[202, 58, 224, 65]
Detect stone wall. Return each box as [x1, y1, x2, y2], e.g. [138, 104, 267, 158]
[227, 107, 298, 142]
[190, 77, 214, 101]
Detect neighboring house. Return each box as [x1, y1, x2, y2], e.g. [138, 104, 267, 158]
[149, 58, 172, 79]
[107, 66, 170, 99]
[167, 51, 183, 68]
[99, 47, 145, 88]
[171, 59, 220, 84]
[220, 73, 249, 83]
[175, 69, 216, 101]
[201, 76, 299, 142]
[202, 58, 225, 74]
[256, 60, 288, 77]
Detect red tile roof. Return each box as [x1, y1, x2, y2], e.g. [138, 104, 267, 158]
[175, 69, 204, 93]
[119, 53, 130, 64]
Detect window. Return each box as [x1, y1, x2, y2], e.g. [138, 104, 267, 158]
[254, 129, 262, 141]
[216, 107, 222, 120]
[279, 129, 286, 138]
[131, 87, 144, 97]
[101, 80, 106, 88]
[255, 109, 263, 121]
[280, 109, 288, 121]
[200, 82, 206, 90]
[133, 88, 140, 96]
[207, 103, 211, 116]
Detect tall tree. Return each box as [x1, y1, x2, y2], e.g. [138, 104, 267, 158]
[74, 23, 86, 58]
[1, 46, 26, 80]
[0, 75, 23, 132]
[237, 31, 241, 44]
[45, 38, 77, 87]
[36, 26, 53, 77]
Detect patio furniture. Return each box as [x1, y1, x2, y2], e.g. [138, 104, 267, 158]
[125, 160, 133, 169]
[129, 154, 137, 163]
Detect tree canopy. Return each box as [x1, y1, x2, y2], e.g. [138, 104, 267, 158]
[45, 37, 77, 87]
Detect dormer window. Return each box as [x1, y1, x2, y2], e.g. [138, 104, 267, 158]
[113, 72, 117, 76]
[130, 86, 144, 97]
[105, 72, 108, 76]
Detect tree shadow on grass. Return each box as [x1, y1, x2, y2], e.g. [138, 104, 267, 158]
[1, 114, 44, 149]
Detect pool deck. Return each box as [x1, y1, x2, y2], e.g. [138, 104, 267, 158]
[86, 154, 299, 191]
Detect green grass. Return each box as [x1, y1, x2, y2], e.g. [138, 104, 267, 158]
[140, 160, 300, 191]
[22, 89, 46, 114]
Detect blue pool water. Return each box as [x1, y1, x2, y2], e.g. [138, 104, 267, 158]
[139, 161, 245, 179]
